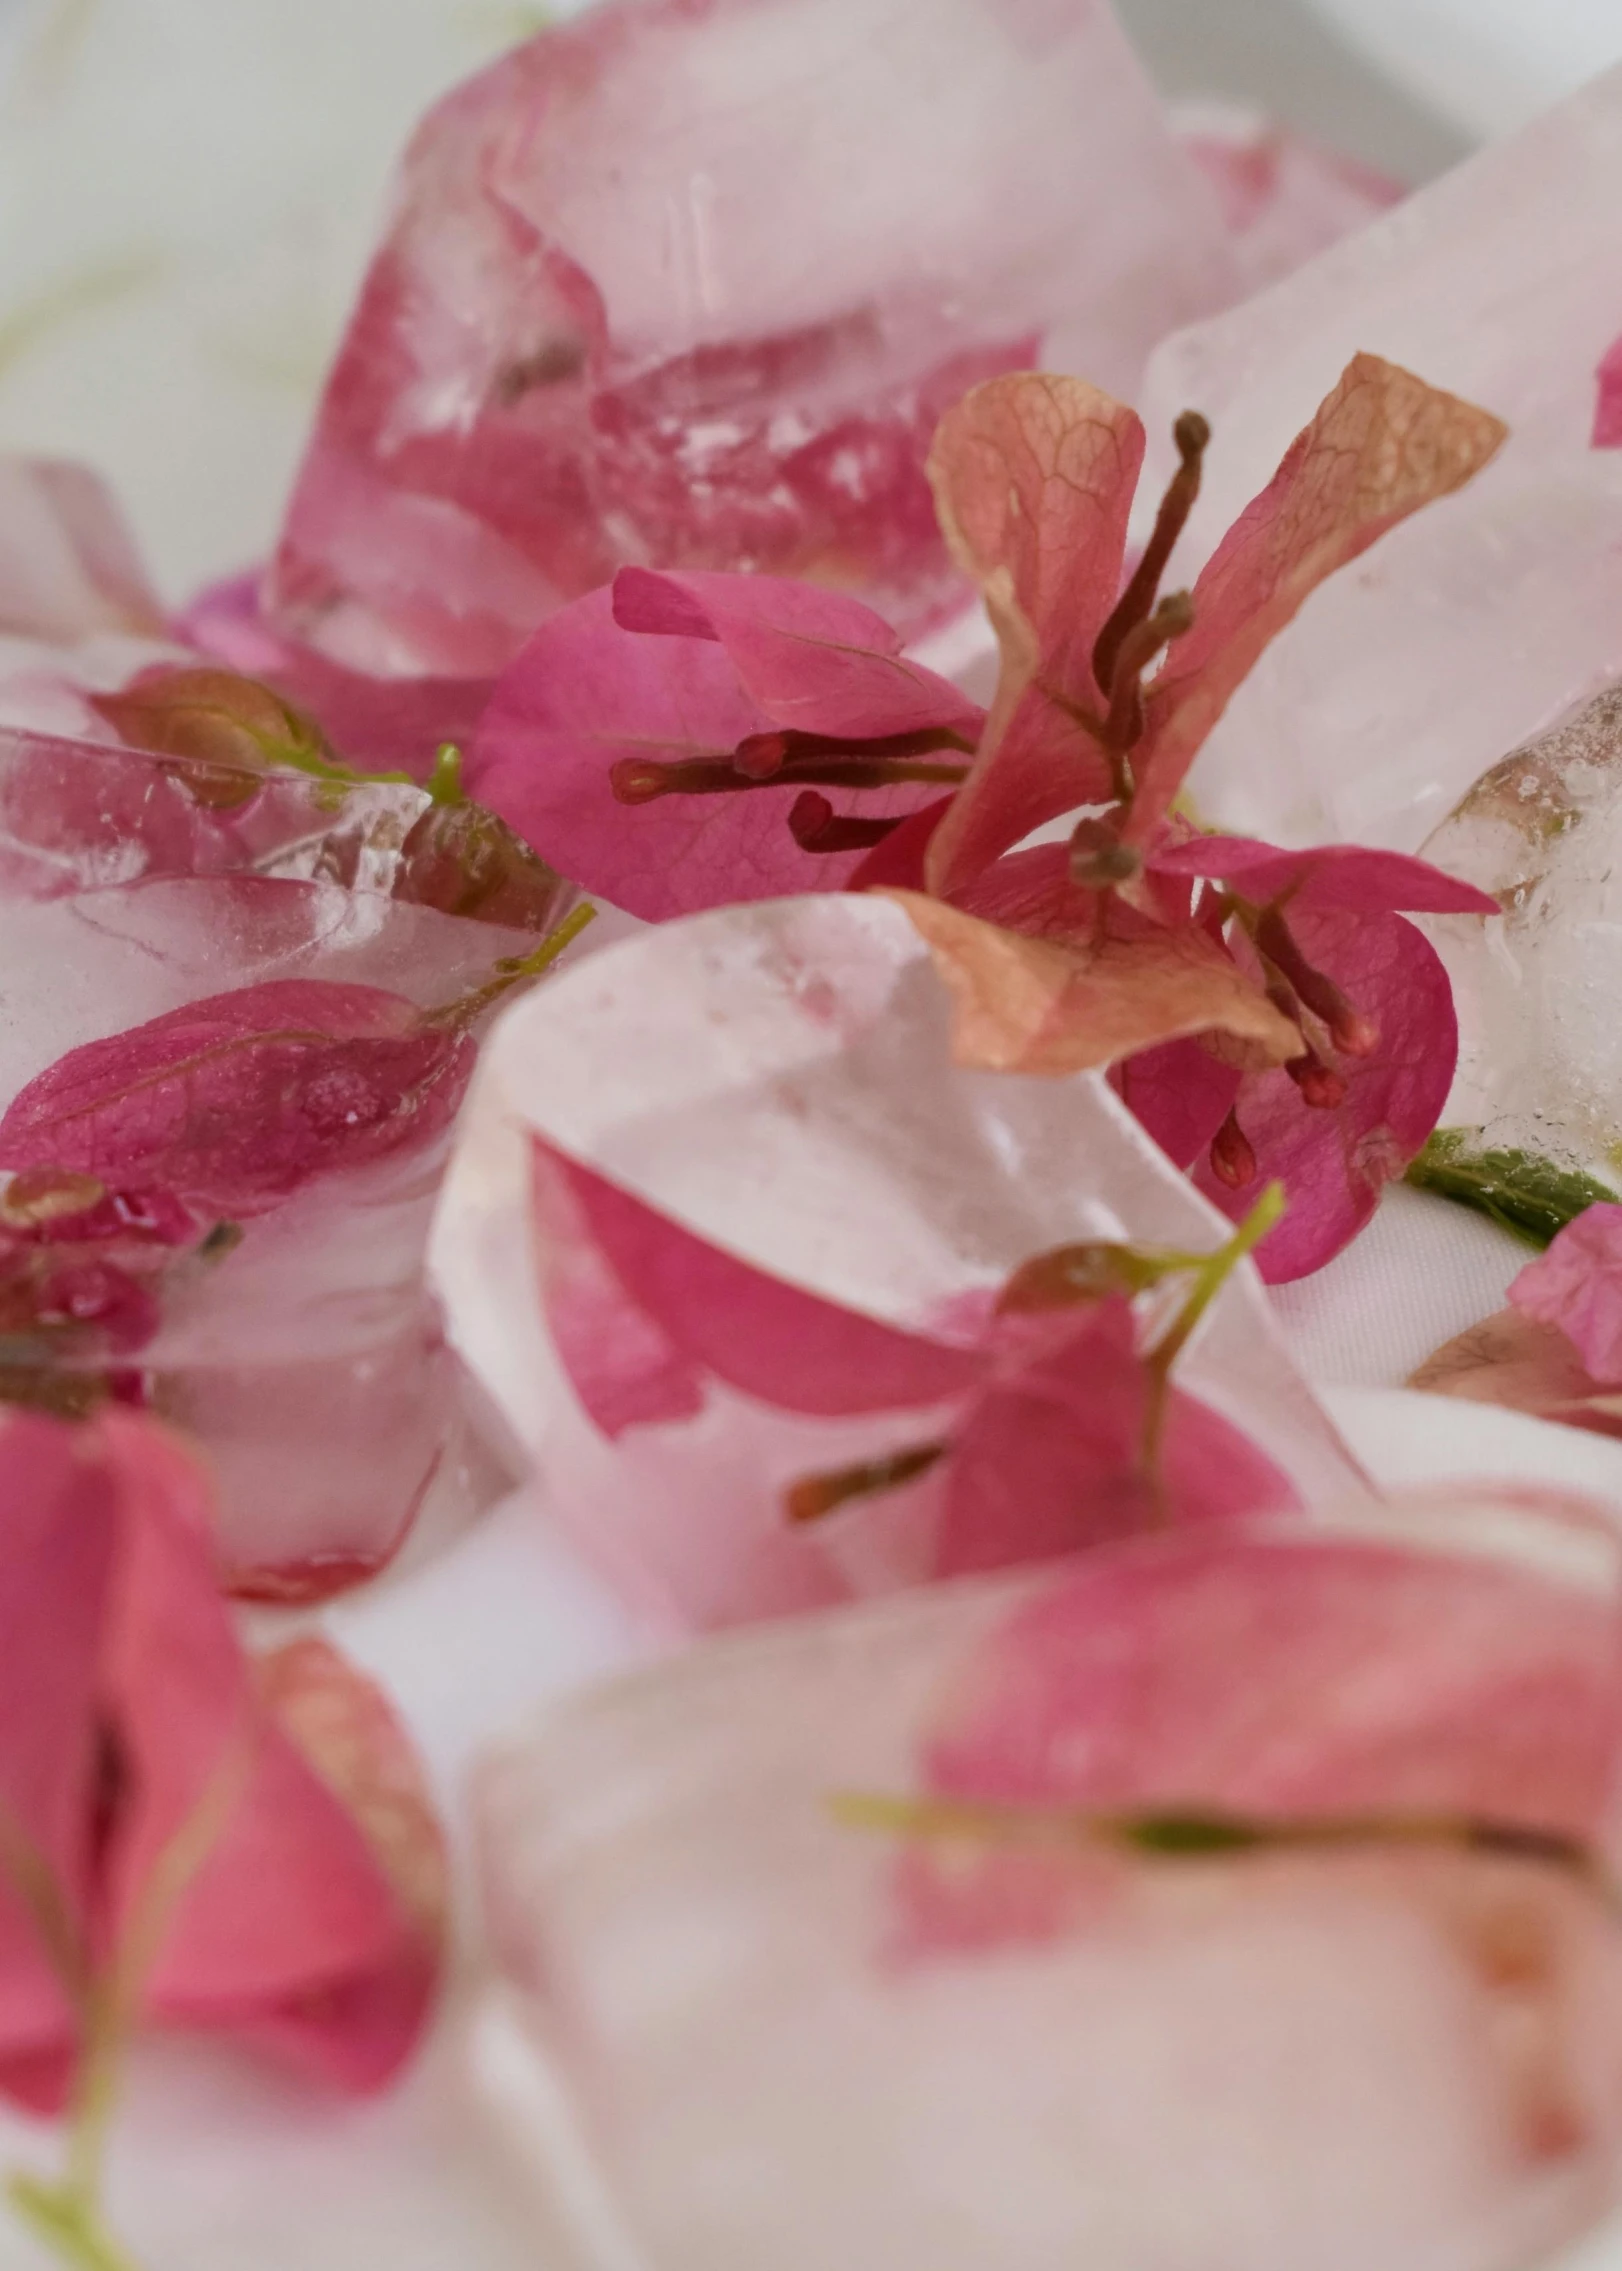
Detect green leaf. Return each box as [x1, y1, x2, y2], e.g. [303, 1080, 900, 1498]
[1404, 1129, 1617, 1248]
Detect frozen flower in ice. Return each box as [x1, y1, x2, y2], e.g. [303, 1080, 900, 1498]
[476, 1494, 1622, 2271]
[0, 876, 591, 1598]
[433, 894, 1361, 1630]
[268, 0, 1241, 676]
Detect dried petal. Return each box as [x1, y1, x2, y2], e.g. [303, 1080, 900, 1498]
[891, 888, 1300, 1076]
[89, 668, 333, 780]
[924, 374, 1145, 894]
[1409, 1306, 1621, 1435]
[1130, 355, 1507, 836]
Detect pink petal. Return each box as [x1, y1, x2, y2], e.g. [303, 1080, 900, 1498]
[154, 1634, 443, 2093]
[938, 1302, 1299, 1576]
[1194, 909, 1458, 1282]
[0, 1414, 115, 2113]
[612, 569, 984, 744]
[549, 1147, 984, 1419]
[914, 1525, 1622, 1955]
[267, 0, 1235, 673]
[471, 587, 955, 919]
[924, 374, 1146, 893]
[1113, 1035, 1243, 1171]
[1511, 1205, 1622, 1388]
[530, 1141, 706, 1440]
[0, 979, 475, 1216]
[1130, 355, 1507, 837]
[844, 795, 953, 892]
[0, 1411, 440, 2110]
[1152, 833, 1500, 916]
[0, 459, 165, 645]
[1177, 109, 1404, 295]
[1595, 334, 1622, 449]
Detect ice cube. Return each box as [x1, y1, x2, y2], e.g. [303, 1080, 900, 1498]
[472, 1500, 1622, 2271]
[1419, 686, 1622, 1185]
[1135, 65, 1622, 854]
[431, 894, 1364, 1633]
[268, 0, 1237, 676]
[0, 876, 545, 1595]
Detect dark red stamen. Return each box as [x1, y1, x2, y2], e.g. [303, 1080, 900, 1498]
[1092, 409, 1210, 699]
[1254, 907, 1379, 1058]
[786, 1443, 947, 1525]
[1288, 1052, 1348, 1110]
[1101, 590, 1194, 783]
[788, 793, 905, 854]
[610, 725, 974, 809]
[1209, 1109, 1258, 1190]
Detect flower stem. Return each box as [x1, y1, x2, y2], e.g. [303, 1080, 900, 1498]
[428, 901, 598, 1029]
[425, 743, 467, 806]
[1138, 1181, 1286, 1495]
[8, 2175, 145, 2271]
[831, 1791, 1622, 1912]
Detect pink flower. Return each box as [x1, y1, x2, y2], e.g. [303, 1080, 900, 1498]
[1511, 1206, 1622, 1387]
[922, 357, 1504, 895]
[532, 1139, 1298, 1589]
[0, 1407, 443, 2121]
[469, 569, 984, 920]
[1154, 837, 1497, 1280]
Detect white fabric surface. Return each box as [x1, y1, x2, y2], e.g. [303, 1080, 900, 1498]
[1271, 1181, 1529, 1389]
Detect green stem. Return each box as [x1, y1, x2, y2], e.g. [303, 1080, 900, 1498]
[425, 743, 467, 806]
[1138, 1181, 1286, 1495]
[831, 1791, 1622, 1912]
[8, 2176, 145, 2271]
[427, 901, 598, 1030]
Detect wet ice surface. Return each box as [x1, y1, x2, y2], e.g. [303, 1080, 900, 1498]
[1422, 686, 1622, 1182]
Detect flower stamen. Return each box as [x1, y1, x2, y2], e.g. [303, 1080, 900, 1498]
[1091, 409, 1209, 699]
